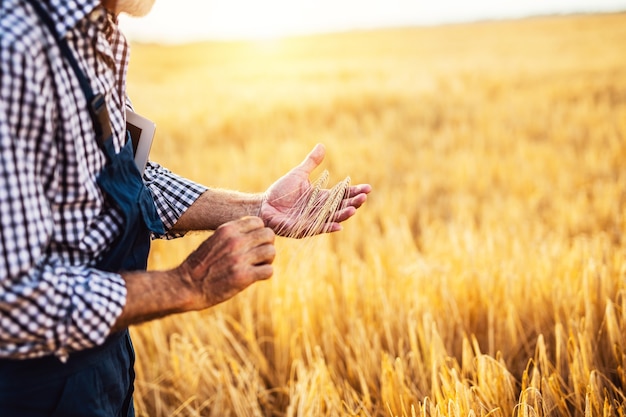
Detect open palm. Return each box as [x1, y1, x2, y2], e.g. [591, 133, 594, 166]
[259, 144, 371, 238]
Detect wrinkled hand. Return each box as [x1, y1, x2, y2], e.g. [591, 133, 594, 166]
[176, 216, 275, 309]
[260, 144, 372, 238]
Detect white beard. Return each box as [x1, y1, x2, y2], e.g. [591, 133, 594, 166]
[114, 0, 156, 17]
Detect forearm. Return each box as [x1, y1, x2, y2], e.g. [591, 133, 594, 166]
[110, 269, 196, 332]
[170, 188, 264, 233]
[112, 216, 276, 332]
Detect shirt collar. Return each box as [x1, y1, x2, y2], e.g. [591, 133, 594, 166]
[44, 0, 103, 38]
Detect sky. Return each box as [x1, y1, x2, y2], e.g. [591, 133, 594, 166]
[118, 0, 626, 43]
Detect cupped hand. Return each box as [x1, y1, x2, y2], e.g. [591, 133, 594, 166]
[260, 144, 371, 238]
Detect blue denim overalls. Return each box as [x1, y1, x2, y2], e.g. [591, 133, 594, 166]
[0, 1, 165, 415]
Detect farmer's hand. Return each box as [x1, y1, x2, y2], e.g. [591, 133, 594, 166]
[176, 216, 275, 309]
[260, 143, 371, 238]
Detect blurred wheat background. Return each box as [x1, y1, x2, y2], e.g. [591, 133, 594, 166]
[125, 13, 626, 416]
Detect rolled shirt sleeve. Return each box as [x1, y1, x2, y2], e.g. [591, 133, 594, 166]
[143, 162, 208, 238]
[0, 264, 126, 361]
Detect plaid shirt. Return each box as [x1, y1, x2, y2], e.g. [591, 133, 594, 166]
[0, 0, 206, 360]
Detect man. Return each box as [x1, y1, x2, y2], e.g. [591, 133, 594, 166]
[0, 0, 371, 415]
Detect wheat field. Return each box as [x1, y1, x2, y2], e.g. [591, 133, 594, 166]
[125, 13, 626, 416]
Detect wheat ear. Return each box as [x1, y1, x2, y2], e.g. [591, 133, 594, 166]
[272, 170, 352, 239]
[302, 176, 351, 237]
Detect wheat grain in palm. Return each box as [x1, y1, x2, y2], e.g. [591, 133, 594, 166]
[274, 170, 351, 239]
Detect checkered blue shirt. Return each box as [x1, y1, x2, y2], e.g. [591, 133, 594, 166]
[0, 0, 207, 360]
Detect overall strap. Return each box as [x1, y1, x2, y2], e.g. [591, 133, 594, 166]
[23, 0, 113, 147]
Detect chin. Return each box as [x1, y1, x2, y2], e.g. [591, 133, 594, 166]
[116, 0, 156, 17]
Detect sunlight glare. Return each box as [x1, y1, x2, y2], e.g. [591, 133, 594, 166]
[119, 0, 626, 44]
[120, 0, 309, 43]
[209, 0, 304, 40]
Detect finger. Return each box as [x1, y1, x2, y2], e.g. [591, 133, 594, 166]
[321, 222, 343, 233]
[342, 192, 368, 210]
[222, 216, 266, 234]
[247, 225, 276, 246]
[331, 205, 357, 224]
[251, 263, 274, 281]
[346, 183, 372, 198]
[252, 242, 276, 266]
[296, 143, 326, 175]
[331, 190, 369, 223]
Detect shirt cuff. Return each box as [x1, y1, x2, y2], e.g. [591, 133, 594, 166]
[143, 161, 207, 238]
[59, 268, 127, 359]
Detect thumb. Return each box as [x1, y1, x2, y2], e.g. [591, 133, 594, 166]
[297, 143, 326, 174]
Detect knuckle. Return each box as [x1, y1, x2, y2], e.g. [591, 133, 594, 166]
[263, 227, 276, 241]
[248, 216, 264, 227]
[214, 222, 234, 238]
[266, 244, 276, 259]
[258, 265, 274, 280]
[231, 266, 248, 282]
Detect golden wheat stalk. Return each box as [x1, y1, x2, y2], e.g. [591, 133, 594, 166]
[274, 170, 351, 239]
[302, 176, 351, 238]
[284, 170, 331, 238]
